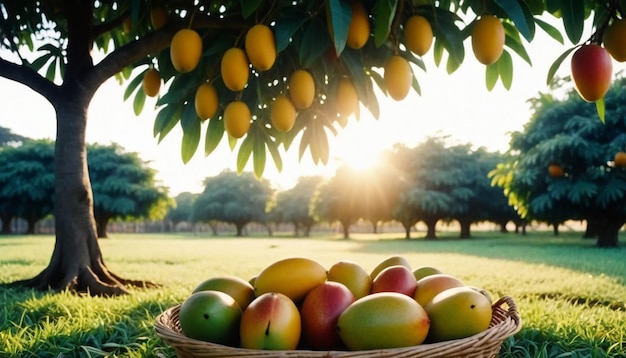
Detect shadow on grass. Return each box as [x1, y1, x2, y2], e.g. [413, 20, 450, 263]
[344, 231, 626, 285]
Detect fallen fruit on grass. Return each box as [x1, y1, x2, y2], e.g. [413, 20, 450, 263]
[471, 15, 505, 65]
[327, 260, 372, 299]
[253, 257, 327, 302]
[424, 286, 492, 342]
[300, 281, 355, 350]
[240, 292, 301, 350]
[192, 275, 256, 310]
[178, 290, 242, 345]
[571, 44, 613, 102]
[337, 292, 430, 350]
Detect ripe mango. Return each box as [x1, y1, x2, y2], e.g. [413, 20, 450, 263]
[192, 275, 256, 310]
[337, 292, 430, 350]
[253, 257, 327, 302]
[370, 255, 411, 279]
[424, 286, 493, 342]
[240, 292, 301, 350]
[414, 273, 464, 307]
[327, 260, 371, 299]
[178, 290, 242, 345]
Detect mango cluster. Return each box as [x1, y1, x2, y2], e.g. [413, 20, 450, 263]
[176, 255, 495, 351]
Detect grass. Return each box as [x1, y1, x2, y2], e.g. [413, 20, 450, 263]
[1, 231, 625, 357]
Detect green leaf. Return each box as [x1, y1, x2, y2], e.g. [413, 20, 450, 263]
[494, 0, 533, 41]
[237, 136, 254, 173]
[154, 105, 181, 142]
[266, 136, 283, 172]
[133, 86, 146, 116]
[372, 0, 398, 47]
[204, 118, 225, 156]
[546, 46, 577, 86]
[123, 70, 145, 101]
[596, 97, 606, 124]
[30, 53, 52, 71]
[497, 50, 513, 90]
[485, 63, 499, 91]
[298, 125, 312, 162]
[535, 17, 564, 44]
[300, 19, 331, 68]
[503, 22, 531, 65]
[274, 12, 305, 53]
[327, 0, 351, 55]
[252, 133, 266, 178]
[180, 103, 201, 164]
[557, 0, 585, 44]
[240, 0, 262, 19]
[45, 59, 57, 82]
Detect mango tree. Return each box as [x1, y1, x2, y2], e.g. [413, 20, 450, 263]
[491, 77, 626, 247]
[270, 176, 324, 236]
[87, 143, 172, 238]
[0, 1, 622, 295]
[191, 171, 273, 236]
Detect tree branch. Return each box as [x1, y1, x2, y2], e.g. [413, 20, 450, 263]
[0, 57, 60, 104]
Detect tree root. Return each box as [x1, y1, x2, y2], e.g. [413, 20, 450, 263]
[8, 263, 159, 297]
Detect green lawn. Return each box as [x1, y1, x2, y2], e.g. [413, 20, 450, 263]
[1, 231, 625, 357]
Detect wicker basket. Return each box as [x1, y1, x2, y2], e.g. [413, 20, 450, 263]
[155, 295, 522, 358]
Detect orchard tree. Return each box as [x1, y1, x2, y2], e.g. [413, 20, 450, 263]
[270, 176, 323, 236]
[0, 140, 55, 234]
[191, 171, 273, 236]
[491, 77, 626, 247]
[165, 192, 198, 231]
[1, 1, 623, 295]
[88, 143, 171, 238]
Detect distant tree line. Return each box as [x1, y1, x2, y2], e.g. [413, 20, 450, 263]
[0, 136, 171, 237]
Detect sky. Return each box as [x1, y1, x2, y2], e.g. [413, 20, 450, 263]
[2, 18, 625, 196]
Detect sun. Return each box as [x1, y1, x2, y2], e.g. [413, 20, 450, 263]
[330, 118, 387, 172]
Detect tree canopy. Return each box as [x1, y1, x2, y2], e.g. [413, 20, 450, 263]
[1, 0, 624, 295]
[491, 76, 626, 247]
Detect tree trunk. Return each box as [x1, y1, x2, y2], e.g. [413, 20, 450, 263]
[26, 219, 37, 235]
[594, 217, 623, 248]
[1, 214, 13, 234]
[95, 212, 111, 238]
[459, 219, 471, 238]
[499, 221, 508, 233]
[552, 222, 559, 236]
[341, 220, 350, 239]
[424, 218, 438, 239]
[235, 223, 245, 237]
[11, 81, 155, 296]
[372, 221, 378, 234]
[403, 224, 411, 240]
[583, 220, 598, 239]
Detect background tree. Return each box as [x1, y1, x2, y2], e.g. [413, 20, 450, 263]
[311, 166, 366, 239]
[492, 77, 626, 247]
[191, 171, 273, 237]
[0, 127, 27, 147]
[270, 176, 323, 236]
[88, 143, 171, 238]
[0, 1, 616, 294]
[0, 140, 55, 234]
[359, 158, 403, 234]
[165, 192, 197, 232]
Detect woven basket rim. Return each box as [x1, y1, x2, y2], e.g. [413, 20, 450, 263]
[155, 295, 522, 358]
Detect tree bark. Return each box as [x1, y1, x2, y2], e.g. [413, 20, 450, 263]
[424, 218, 438, 239]
[1, 215, 13, 234]
[459, 219, 471, 238]
[95, 213, 111, 239]
[341, 220, 350, 239]
[594, 217, 623, 248]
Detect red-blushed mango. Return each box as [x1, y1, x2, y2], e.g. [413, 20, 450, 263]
[300, 281, 355, 350]
[571, 44, 613, 102]
[371, 265, 418, 297]
[240, 292, 301, 350]
[414, 273, 464, 307]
